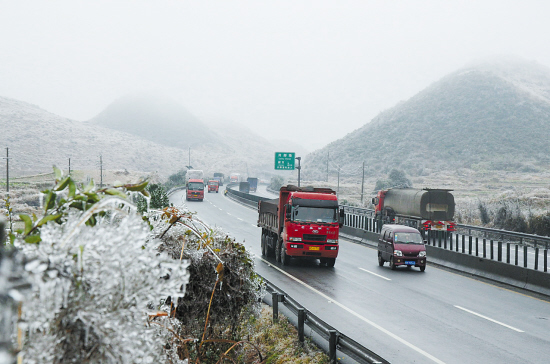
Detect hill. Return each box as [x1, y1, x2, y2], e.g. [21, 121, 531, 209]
[303, 57, 550, 180]
[89, 93, 218, 149]
[0, 95, 304, 181]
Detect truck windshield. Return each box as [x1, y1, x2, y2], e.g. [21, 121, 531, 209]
[394, 233, 423, 244]
[188, 182, 204, 190]
[293, 207, 337, 223]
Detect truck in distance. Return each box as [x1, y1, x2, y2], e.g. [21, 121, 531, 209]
[239, 181, 250, 194]
[372, 188, 456, 232]
[258, 185, 344, 267]
[186, 179, 204, 201]
[213, 172, 224, 186]
[247, 177, 258, 193]
[229, 173, 241, 183]
[207, 180, 219, 193]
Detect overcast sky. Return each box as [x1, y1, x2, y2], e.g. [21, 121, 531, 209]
[1, 1, 550, 151]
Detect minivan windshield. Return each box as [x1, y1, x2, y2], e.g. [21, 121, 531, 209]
[394, 232, 423, 244]
[293, 207, 337, 223]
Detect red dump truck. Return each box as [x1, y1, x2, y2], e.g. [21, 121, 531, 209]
[258, 185, 344, 267]
[372, 188, 456, 231]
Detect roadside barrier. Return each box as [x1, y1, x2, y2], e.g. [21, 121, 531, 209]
[263, 276, 388, 364]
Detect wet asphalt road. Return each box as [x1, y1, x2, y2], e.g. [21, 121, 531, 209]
[170, 188, 550, 364]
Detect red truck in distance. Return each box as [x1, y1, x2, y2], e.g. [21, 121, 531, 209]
[258, 185, 344, 267]
[207, 180, 219, 193]
[186, 179, 204, 201]
[372, 188, 456, 232]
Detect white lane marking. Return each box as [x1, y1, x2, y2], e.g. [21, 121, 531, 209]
[252, 224, 257, 228]
[259, 257, 446, 364]
[454, 305, 524, 333]
[218, 208, 223, 211]
[237, 218, 244, 221]
[359, 267, 391, 281]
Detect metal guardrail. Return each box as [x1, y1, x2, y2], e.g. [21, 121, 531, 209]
[341, 204, 549, 273]
[166, 185, 186, 196]
[264, 277, 388, 364]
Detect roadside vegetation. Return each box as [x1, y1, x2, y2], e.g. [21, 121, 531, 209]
[2, 167, 328, 363]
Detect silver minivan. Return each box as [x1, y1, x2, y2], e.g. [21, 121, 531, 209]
[378, 224, 427, 271]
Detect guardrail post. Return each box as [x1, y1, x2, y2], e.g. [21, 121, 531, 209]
[515, 245, 519, 266]
[298, 308, 305, 343]
[272, 292, 280, 322]
[498, 242, 502, 262]
[468, 236, 472, 255]
[490, 240, 494, 260]
[462, 235, 465, 253]
[524, 246, 528, 268]
[535, 247, 539, 270]
[329, 330, 337, 364]
[438, 232, 442, 248]
[483, 238, 487, 258]
[449, 232, 452, 250]
[475, 237, 479, 256]
[544, 250, 548, 273]
[456, 234, 459, 252]
[506, 243, 510, 264]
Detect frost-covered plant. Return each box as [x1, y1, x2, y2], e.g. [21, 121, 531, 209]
[146, 207, 265, 363]
[19, 200, 189, 363]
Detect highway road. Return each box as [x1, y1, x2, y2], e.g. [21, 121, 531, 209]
[170, 188, 550, 364]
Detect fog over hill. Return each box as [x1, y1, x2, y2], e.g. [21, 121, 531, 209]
[303, 58, 550, 180]
[89, 94, 220, 149]
[0, 95, 305, 180]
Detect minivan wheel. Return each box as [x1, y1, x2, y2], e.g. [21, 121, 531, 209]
[378, 255, 385, 266]
[390, 256, 396, 270]
[420, 266, 426, 272]
[326, 258, 336, 267]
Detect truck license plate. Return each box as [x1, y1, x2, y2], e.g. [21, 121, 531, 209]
[405, 260, 415, 265]
[309, 247, 320, 251]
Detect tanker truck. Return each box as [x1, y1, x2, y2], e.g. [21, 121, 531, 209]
[372, 188, 456, 232]
[258, 185, 345, 267]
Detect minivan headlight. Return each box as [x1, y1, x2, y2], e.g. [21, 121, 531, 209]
[418, 251, 426, 257]
[327, 239, 338, 244]
[393, 250, 403, 257]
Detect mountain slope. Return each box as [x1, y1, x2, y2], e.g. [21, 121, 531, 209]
[89, 93, 218, 149]
[0, 96, 207, 177]
[303, 58, 550, 180]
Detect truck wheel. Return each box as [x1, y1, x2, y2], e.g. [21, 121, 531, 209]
[326, 258, 335, 268]
[281, 245, 289, 266]
[420, 266, 426, 272]
[378, 254, 385, 266]
[390, 256, 396, 270]
[261, 234, 266, 256]
[275, 239, 281, 263]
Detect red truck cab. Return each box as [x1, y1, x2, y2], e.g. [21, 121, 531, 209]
[186, 179, 204, 201]
[258, 185, 344, 267]
[207, 180, 219, 193]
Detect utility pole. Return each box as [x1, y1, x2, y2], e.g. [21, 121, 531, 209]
[361, 161, 365, 204]
[295, 156, 301, 187]
[326, 152, 329, 182]
[5, 148, 8, 194]
[100, 155, 103, 188]
[337, 166, 340, 196]
[68, 158, 71, 175]
[4, 148, 12, 232]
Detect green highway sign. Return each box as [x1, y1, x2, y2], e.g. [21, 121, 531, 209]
[274, 152, 295, 170]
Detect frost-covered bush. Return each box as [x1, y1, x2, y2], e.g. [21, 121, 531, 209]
[19, 200, 189, 363]
[147, 207, 264, 363]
